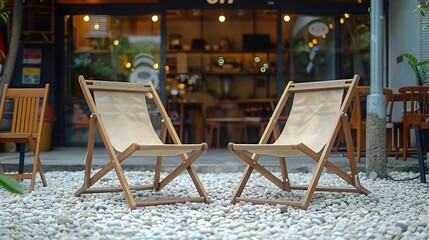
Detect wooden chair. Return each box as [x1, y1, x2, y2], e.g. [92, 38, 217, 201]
[205, 104, 248, 148]
[228, 75, 370, 209]
[399, 86, 429, 161]
[0, 84, 50, 192]
[349, 87, 395, 162]
[75, 76, 209, 209]
[167, 97, 189, 143]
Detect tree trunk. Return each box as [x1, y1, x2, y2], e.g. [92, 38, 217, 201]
[0, 0, 22, 98]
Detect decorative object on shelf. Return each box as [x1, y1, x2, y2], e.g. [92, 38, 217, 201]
[219, 37, 230, 51]
[212, 56, 241, 73]
[222, 76, 232, 99]
[169, 34, 182, 50]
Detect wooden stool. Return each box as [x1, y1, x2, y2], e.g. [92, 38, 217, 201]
[205, 117, 248, 148]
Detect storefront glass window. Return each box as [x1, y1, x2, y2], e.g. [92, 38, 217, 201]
[283, 14, 335, 82]
[64, 14, 161, 145]
[282, 13, 370, 84]
[339, 13, 370, 85]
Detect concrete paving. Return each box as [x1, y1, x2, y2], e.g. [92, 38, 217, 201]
[0, 146, 421, 174]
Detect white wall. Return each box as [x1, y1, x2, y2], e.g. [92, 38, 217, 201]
[388, 0, 421, 89]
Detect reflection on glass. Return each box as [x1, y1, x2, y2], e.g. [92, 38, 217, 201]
[67, 15, 161, 88]
[64, 14, 161, 144]
[282, 14, 370, 84]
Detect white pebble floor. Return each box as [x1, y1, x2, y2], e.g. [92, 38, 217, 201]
[1, 170, 428, 240]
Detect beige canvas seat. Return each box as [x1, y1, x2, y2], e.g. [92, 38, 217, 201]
[228, 75, 369, 209]
[0, 84, 50, 192]
[75, 76, 209, 209]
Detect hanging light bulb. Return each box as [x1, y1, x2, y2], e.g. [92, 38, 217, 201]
[219, 14, 226, 23]
[83, 15, 90, 22]
[283, 15, 290, 22]
[151, 15, 159, 22]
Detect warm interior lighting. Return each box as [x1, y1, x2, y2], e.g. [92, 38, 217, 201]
[153, 63, 159, 69]
[344, 13, 350, 19]
[356, 23, 366, 30]
[322, 34, 327, 39]
[83, 15, 89, 22]
[125, 62, 131, 68]
[113, 39, 119, 46]
[219, 14, 226, 23]
[151, 15, 159, 22]
[308, 42, 314, 48]
[177, 83, 186, 90]
[312, 39, 318, 45]
[283, 15, 290, 22]
[340, 18, 345, 24]
[93, 23, 100, 30]
[357, 0, 363, 3]
[329, 23, 334, 29]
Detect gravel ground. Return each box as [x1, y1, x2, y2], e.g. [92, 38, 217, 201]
[1, 170, 429, 240]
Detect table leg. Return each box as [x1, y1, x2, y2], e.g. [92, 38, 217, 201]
[415, 128, 427, 183]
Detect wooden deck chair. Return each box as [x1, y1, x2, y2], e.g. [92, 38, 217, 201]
[75, 76, 209, 209]
[228, 75, 370, 209]
[0, 84, 50, 192]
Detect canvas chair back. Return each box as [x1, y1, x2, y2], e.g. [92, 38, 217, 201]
[274, 89, 343, 153]
[94, 90, 162, 152]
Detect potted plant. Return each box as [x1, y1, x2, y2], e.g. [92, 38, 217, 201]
[402, 53, 429, 86]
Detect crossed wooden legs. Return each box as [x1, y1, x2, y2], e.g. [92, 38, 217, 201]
[229, 114, 370, 209]
[74, 116, 209, 209]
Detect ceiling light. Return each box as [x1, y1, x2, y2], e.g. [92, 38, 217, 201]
[83, 15, 90, 22]
[283, 15, 291, 22]
[151, 15, 159, 22]
[219, 14, 226, 23]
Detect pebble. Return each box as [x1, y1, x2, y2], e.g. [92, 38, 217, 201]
[0, 170, 428, 239]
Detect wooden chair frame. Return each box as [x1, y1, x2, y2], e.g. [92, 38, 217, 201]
[348, 87, 395, 162]
[228, 75, 370, 209]
[75, 76, 209, 209]
[399, 86, 429, 162]
[0, 84, 50, 192]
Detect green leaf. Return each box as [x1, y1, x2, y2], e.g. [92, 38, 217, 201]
[0, 13, 8, 24]
[416, 60, 429, 67]
[0, 174, 24, 194]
